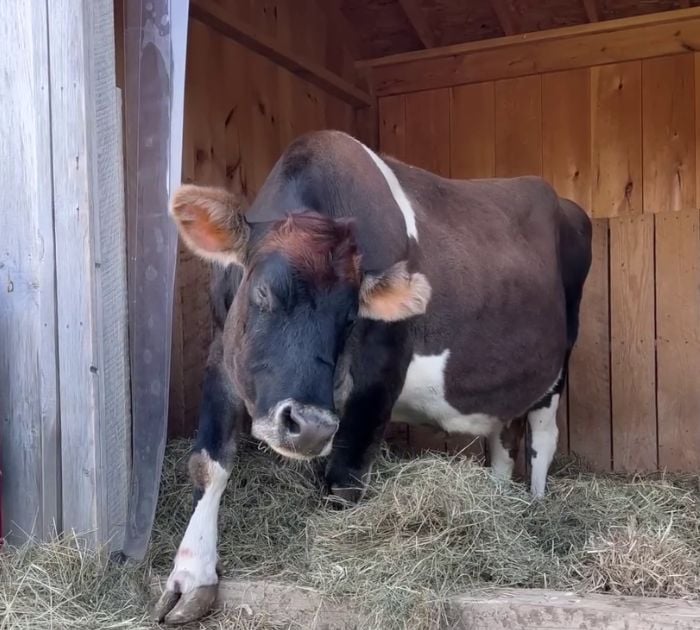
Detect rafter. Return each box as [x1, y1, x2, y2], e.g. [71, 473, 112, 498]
[489, 0, 518, 36]
[582, 0, 600, 22]
[398, 0, 437, 48]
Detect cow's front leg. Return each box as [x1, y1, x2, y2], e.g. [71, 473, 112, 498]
[325, 320, 412, 505]
[155, 334, 242, 625]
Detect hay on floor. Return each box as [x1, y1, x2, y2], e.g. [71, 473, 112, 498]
[2, 439, 698, 630]
[149, 439, 700, 630]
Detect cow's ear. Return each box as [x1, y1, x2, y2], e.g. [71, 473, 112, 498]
[359, 262, 431, 321]
[170, 184, 249, 266]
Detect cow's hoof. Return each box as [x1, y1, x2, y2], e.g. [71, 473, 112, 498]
[326, 483, 364, 508]
[153, 584, 218, 625]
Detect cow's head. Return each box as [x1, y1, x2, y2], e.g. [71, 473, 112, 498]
[171, 185, 431, 460]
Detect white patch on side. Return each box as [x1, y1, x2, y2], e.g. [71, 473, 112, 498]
[489, 429, 514, 481]
[166, 455, 229, 593]
[392, 350, 499, 436]
[356, 142, 419, 240]
[528, 393, 560, 498]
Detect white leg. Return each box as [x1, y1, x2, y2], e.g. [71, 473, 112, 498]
[489, 428, 515, 481]
[528, 394, 559, 498]
[155, 450, 230, 624]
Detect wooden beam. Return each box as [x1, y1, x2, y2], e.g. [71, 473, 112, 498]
[359, 8, 700, 96]
[398, 0, 437, 48]
[582, 0, 600, 22]
[155, 579, 700, 630]
[490, 0, 518, 36]
[190, 0, 372, 107]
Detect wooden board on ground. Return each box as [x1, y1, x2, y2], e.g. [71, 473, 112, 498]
[153, 579, 700, 630]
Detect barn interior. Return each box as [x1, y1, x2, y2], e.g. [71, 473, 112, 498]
[3, 1, 700, 627]
[161, 0, 700, 478]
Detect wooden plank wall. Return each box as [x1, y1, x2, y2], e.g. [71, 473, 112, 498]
[378, 52, 700, 473]
[169, 1, 363, 437]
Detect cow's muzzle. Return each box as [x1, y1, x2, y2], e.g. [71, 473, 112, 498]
[252, 399, 339, 460]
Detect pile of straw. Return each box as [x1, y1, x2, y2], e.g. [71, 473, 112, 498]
[2, 438, 698, 629]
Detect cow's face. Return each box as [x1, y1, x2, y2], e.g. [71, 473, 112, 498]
[170, 185, 431, 460]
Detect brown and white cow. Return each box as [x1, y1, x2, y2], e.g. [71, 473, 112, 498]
[154, 130, 592, 624]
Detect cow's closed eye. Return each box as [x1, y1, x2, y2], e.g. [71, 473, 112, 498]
[315, 355, 334, 368]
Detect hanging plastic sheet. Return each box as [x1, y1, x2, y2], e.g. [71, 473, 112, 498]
[121, 0, 189, 560]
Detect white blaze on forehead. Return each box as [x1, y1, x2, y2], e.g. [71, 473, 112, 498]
[355, 141, 419, 241]
[392, 350, 499, 437]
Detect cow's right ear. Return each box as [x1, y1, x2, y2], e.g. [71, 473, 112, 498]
[170, 184, 249, 266]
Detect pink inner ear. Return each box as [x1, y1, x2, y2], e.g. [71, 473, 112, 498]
[180, 204, 231, 253]
[360, 271, 431, 322]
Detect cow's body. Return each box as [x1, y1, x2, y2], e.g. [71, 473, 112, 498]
[155, 130, 592, 624]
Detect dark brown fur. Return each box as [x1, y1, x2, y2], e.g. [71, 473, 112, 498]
[256, 212, 362, 287]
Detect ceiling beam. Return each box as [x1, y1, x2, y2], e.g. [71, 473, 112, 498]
[582, 0, 600, 22]
[398, 0, 438, 48]
[360, 8, 700, 96]
[489, 0, 518, 36]
[190, 0, 372, 107]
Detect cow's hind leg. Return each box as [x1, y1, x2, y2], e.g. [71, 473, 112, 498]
[489, 417, 525, 481]
[527, 370, 564, 498]
[155, 333, 243, 625]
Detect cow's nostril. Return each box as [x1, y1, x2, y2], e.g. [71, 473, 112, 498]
[280, 405, 302, 436]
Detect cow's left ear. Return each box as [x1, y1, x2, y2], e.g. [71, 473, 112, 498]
[359, 262, 431, 321]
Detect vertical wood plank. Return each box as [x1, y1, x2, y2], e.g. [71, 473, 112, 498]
[50, 0, 132, 549]
[568, 220, 612, 471]
[378, 95, 406, 159]
[494, 75, 543, 177]
[404, 88, 451, 176]
[591, 61, 642, 217]
[1, 1, 60, 544]
[557, 384, 569, 456]
[656, 210, 700, 471]
[642, 54, 696, 214]
[610, 214, 657, 471]
[450, 82, 495, 179]
[696, 53, 700, 210]
[542, 68, 592, 210]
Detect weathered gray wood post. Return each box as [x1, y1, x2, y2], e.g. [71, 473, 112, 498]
[1, 0, 130, 549]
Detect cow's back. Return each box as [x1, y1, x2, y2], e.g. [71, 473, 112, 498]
[389, 162, 583, 420]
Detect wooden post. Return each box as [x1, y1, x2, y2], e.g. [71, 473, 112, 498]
[1, 1, 60, 545]
[47, 0, 130, 549]
[1, 0, 129, 549]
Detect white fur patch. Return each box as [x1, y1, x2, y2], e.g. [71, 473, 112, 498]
[356, 142, 419, 241]
[528, 393, 560, 498]
[392, 350, 499, 436]
[166, 455, 229, 593]
[489, 430, 515, 480]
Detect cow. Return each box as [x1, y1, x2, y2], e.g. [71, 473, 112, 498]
[154, 130, 592, 624]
